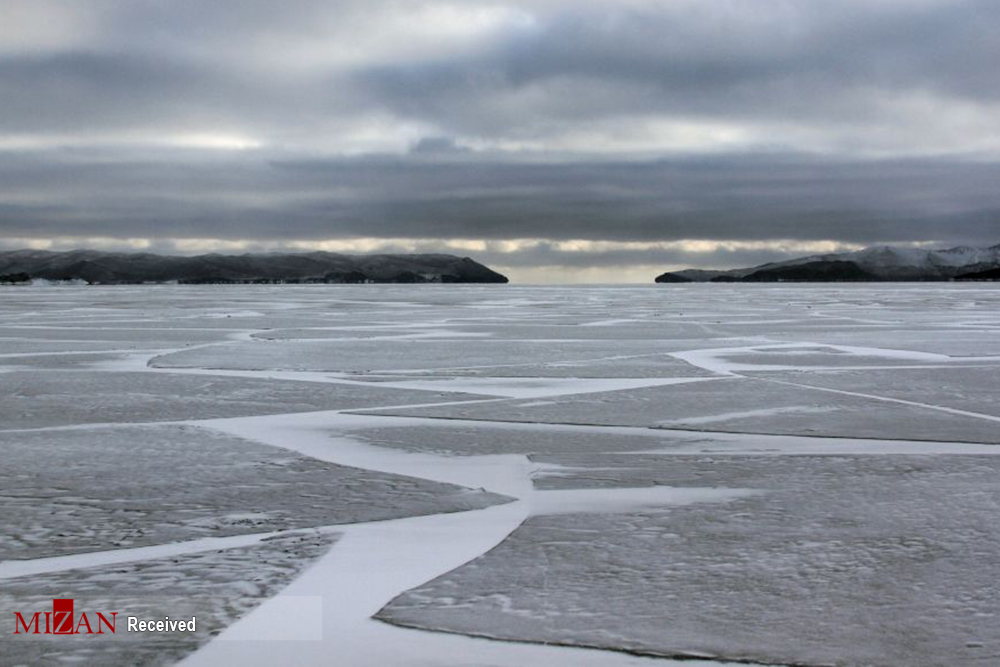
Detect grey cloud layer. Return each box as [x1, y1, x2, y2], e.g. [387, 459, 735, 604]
[1, 152, 997, 245]
[357, 1, 1000, 138]
[4, 1, 998, 146]
[1, 0, 999, 273]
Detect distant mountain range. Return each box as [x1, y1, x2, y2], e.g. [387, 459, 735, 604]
[0, 249, 509, 285]
[656, 244, 1000, 283]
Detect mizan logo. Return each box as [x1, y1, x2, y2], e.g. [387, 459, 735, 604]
[13, 599, 117, 635]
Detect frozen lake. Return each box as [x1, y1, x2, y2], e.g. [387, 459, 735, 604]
[2, 283, 1000, 666]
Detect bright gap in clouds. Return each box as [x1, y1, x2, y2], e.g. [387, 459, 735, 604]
[4, 236, 866, 256]
[2, 236, 880, 283]
[0, 133, 263, 152]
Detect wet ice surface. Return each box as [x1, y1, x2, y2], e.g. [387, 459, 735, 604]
[3, 283, 1000, 666]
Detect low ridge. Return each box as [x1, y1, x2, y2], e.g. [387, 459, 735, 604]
[656, 243, 1000, 283]
[0, 249, 509, 285]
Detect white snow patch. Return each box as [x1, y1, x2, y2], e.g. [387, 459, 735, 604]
[658, 405, 838, 427]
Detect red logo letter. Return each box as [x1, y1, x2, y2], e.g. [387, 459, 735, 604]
[96, 612, 117, 634]
[13, 612, 41, 635]
[75, 612, 94, 635]
[52, 599, 74, 635]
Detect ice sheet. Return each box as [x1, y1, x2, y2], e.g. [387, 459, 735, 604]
[369, 377, 1000, 443]
[0, 424, 507, 561]
[379, 453, 1000, 666]
[0, 370, 489, 428]
[5, 283, 1000, 667]
[1, 532, 337, 666]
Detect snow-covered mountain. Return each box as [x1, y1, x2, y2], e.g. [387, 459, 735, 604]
[657, 243, 1000, 282]
[824, 244, 1000, 278]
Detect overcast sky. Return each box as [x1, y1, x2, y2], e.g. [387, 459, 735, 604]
[2, 0, 999, 282]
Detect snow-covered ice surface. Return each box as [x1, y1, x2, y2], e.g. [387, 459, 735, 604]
[2, 532, 338, 666]
[0, 371, 491, 429]
[0, 425, 506, 561]
[370, 377, 1000, 443]
[3, 283, 1000, 666]
[380, 453, 1000, 666]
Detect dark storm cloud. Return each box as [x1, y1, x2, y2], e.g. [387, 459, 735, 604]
[1, 151, 997, 246]
[1, 0, 999, 276]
